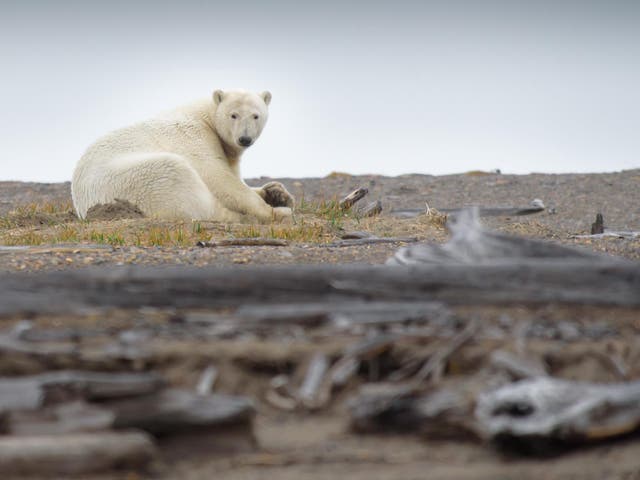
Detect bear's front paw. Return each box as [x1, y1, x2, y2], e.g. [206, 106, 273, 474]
[272, 206, 293, 223]
[259, 181, 295, 208]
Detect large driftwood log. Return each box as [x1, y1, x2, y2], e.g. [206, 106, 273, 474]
[475, 377, 640, 452]
[0, 431, 156, 476]
[0, 261, 637, 316]
[390, 200, 546, 219]
[108, 389, 254, 435]
[389, 208, 604, 265]
[0, 371, 164, 410]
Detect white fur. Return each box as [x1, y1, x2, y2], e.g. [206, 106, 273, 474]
[71, 90, 291, 223]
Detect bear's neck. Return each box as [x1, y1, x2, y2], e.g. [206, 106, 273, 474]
[220, 141, 243, 167]
[198, 106, 244, 169]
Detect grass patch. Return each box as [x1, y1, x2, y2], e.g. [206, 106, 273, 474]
[0, 196, 441, 248]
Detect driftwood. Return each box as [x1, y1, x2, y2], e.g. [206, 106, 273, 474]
[572, 231, 640, 239]
[475, 377, 640, 451]
[197, 238, 289, 247]
[390, 199, 546, 219]
[349, 379, 484, 438]
[591, 213, 605, 234]
[196, 365, 219, 395]
[0, 244, 113, 255]
[235, 301, 449, 328]
[339, 187, 368, 210]
[327, 236, 418, 247]
[358, 200, 383, 217]
[0, 261, 638, 317]
[0, 371, 164, 410]
[389, 208, 606, 265]
[9, 401, 115, 435]
[297, 353, 329, 409]
[412, 318, 480, 384]
[489, 350, 548, 380]
[0, 431, 156, 476]
[109, 389, 254, 435]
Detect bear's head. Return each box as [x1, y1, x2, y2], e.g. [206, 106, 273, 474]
[212, 89, 271, 151]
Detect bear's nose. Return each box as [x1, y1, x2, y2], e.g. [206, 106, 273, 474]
[238, 136, 253, 147]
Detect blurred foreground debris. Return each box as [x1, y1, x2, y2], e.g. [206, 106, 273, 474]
[0, 370, 255, 476]
[0, 207, 638, 475]
[476, 377, 640, 453]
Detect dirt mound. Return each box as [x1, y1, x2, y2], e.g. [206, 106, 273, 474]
[85, 199, 145, 221]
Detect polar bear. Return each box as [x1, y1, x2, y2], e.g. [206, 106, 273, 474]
[71, 89, 294, 223]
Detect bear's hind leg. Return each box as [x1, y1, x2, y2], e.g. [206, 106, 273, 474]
[100, 153, 215, 220]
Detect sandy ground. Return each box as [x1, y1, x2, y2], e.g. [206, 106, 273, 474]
[1, 170, 639, 479]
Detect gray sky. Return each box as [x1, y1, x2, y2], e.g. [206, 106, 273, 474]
[1, 0, 639, 182]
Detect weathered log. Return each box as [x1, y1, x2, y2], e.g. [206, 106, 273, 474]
[0, 371, 164, 410]
[339, 187, 369, 210]
[0, 334, 77, 358]
[327, 236, 418, 247]
[9, 401, 114, 435]
[349, 372, 501, 438]
[0, 431, 156, 476]
[0, 262, 638, 318]
[235, 301, 448, 327]
[108, 389, 254, 435]
[389, 207, 608, 265]
[390, 199, 546, 219]
[475, 377, 640, 452]
[0, 244, 113, 256]
[358, 200, 383, 217]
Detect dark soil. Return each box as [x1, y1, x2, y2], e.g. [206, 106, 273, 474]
[85, 198, 146, 221]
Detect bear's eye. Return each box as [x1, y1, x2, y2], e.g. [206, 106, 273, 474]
[231, 114, 238, 120]
[253, 114, 259, 120]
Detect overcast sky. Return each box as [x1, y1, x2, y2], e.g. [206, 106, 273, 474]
[1, 0, 639, 182]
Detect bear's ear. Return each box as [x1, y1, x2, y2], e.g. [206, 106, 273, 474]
[260, 91, 272, 106]
[213, 90, 224, 105]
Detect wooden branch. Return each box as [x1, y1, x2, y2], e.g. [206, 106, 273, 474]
[339, 187, 368, 210]
[327, 236, 418, 247]
[197, 238, 289, 247]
